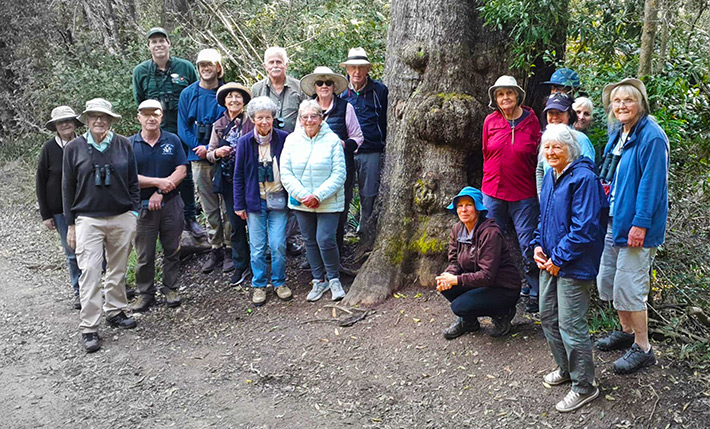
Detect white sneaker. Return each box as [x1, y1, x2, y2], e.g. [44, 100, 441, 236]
[329, 278, 345, 301]
[555, 387, 599, 412]
[543, 368, 571, 385]
[306, 280, 330, 302]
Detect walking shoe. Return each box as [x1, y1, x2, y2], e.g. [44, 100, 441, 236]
[286, 242, 302, 256]
[275, 285, 292, 301]
[329, 278, 346, 301]
[165, 290, 181, 308]
[106, 311, 137, 329]
[73, 295, 82, 310]
[524, 297, 539, 313]
[555, 387, 599, 412]
[222, 248, 235, 272]
[125, 287, 137, 300]
[595, 330, 635, 351]
[490, 306, 516, 337]
[252, 288, 267, 306]
[201, 248, 224, 273]
[186, 219, 207, 239]
[442, 317, 481, 339]
[230, 267, 251, 286]
[613, 343, 656, 374]
[82, 332, 100, 353]
[306, 280, 330, 302]
[543, 368, 571, 385]
[132, 294, 155, 313]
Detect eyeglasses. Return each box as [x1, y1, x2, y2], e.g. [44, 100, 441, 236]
[300, 114, 321, 121]
[612, 99, 637, 107]
[315, 80, 334, 87]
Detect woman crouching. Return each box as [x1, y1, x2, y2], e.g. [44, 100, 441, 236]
[436, 187, 521, 339]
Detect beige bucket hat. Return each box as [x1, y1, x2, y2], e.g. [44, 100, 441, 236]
[488, 75, 526, 109]
[46, 106, 82, 131]
[602, 77, 650, 113]
[78, 98, 121, 124]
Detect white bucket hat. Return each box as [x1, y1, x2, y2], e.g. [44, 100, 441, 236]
[46, 106, 82, 131]
[487, 75, 526, 109]
[138, 99, 163, 112]
[340, 47, 371, 67]
[602, 77, 650, 113]
[78, 98, 121, 124]
[299, 66, 349, 97]
[196, 48, 224, 78]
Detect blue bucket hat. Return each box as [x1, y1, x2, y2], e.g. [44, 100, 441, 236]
[446, 187, 487, 214]
[542, 68, 581, 89]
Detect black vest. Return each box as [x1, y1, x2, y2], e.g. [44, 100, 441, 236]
[324, 97, 349, 141]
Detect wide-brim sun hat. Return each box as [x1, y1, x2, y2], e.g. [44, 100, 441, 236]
[216, 83, 252, 107]
[488, 75, 525, 109]
[300, 67, 349, 97]
[542, 68, 581, 88]
[602, 77, 650, 113]
[78, 98, 121, 124]
[339, 47, 371, 67]
[46, 105, 82, 131]
[446, 186, 488, 214]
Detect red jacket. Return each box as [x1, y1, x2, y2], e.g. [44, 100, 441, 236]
[481, 106, 541, 201]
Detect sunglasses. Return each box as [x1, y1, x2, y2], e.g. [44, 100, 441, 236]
[315, 80, 334, 87]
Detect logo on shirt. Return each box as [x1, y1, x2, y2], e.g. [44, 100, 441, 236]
[161, 143, 175, 155]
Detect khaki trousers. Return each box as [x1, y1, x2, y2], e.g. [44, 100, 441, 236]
[75, 211, 137, 333]
[192, 160, 231, 249]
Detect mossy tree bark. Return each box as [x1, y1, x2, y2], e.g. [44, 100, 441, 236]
[344, 0, 510, 305]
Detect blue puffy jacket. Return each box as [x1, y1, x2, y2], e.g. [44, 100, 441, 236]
[604, 115, 669, 247]
[532, 157, 608, 280]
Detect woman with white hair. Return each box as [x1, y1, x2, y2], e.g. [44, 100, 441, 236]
[532, 123, 608, 412]
[572, 97, 594, 132]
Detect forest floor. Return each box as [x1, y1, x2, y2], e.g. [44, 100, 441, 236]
[1, 159, 709, 429]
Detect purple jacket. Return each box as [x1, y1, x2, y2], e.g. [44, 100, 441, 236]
[232, 129, 289, 213]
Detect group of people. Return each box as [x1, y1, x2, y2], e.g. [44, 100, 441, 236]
[436, 70, 669, 413]
[36, 27, 388, 353]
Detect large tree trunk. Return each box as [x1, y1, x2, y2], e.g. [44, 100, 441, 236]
[344, 0, 509, 305]
[638, 0, 659, 78]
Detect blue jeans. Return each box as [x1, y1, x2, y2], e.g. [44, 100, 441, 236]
[295, 211, 340, 281]
[53, 213, 81, 296]
[222, 185, 250, 270]
[247, 200, 288, 288]
[482, 195, 540, 298]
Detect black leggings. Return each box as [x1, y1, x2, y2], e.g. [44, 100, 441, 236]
[441, 286, 519, 321]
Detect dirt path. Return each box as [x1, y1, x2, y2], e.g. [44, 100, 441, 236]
[1, 160, 708, 428]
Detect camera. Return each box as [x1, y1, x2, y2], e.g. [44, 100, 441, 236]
[257, 160, 274, 183]
[274, 117, 286, 130]
[598, 152, 621, 183]
[196, 122, 213, 144]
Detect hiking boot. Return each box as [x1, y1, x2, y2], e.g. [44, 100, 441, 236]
[543, 368, 571, 385]
[329, 278, 346, 301]
[286, 242, 302, 256]
[490, 306, 516, 337]
[555, 387, 599, 412]
[222, 248, 235, 272]
[106, 311, 137, 329]
[524, 297, 539, 313]
[73, 295, 82, 310]
[442, 317, 481, 340]
[82, 332, 100, 353]
[132, 294, 155, 313]
[306, 279, 330, 302]
[275, 285, 292, 301]
[201, 248, 224, 273]
[613, 344, 656, 374]
[252, 288, 267, 306]
[230, 267, 251, 286]
[165, 290, 181, 308]
[595, 330, 635, 351]
[125, 287, 137, 300]
[186, 219, 207, 239]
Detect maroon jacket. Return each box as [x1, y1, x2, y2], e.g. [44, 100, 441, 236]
[444, 218, 521, 291]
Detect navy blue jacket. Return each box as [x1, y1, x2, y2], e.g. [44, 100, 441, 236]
[232, 129, 289, 213]
[532, 157, 608, 280]
[340, 77, 388, 153]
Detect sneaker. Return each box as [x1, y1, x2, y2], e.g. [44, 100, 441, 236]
[555, 387, 599, 412]
[442, 317, 481, 340]
[543, 368, 571, 385]
[275, 285, 292, 301]
[595, 330, 635, 351]
[329, 278, 346, 301]
[165, 290, 181, 308]
[222, 249, 235, 273]
[82, 332, 100, 353]
[73, 295, 82, 310]
[286, 242, 302, 256]
[132, 294, 155, 313]
[613, 343, 656, 374]
[106, 311, 137, 329]
[524, 297, 539, 313]
[201, 248, 224, 273]
[252, 288, 267, 306]
[186, 219, 207, 239]
[230, 267, 251, 286]
[306, 280, 330, 302]
[490, 306, 516, 337]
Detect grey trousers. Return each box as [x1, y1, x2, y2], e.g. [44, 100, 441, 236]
[354, 152, 381, 232]
[135, 196, 184, 296]
[539, 271, 596, 394]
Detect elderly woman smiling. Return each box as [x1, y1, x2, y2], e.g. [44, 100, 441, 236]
[532, 124, 608, 413]
[280, 100, 346, 302]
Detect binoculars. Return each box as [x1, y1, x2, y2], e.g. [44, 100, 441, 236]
[94, 164, 113, 187]
[274, 116, 286, 130]
[599, 152, 621, 183]
[196, 122, 213, 145]
[258, 160, 274, 183]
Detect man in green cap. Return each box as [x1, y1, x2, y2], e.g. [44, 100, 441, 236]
[132, 27, 205, 239]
